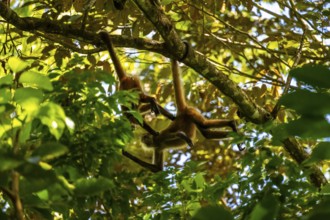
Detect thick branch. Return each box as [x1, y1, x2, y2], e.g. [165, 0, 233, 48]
[131, 0, 327, 188]
[132, 0, 271, 123]
[0, 2, 167, 55]
[0, 2, 269, 123]
[283, 137, 327, 188]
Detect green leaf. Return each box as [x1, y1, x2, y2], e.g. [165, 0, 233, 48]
[303, 142, 330, 165]
[290, 65, 330, 89]
[19, 71, 53, 91]
[13, 88, 43, 109]
[0, 88, 11, 104]
[74, 177, 114, 196]
[37, 102, 67, 140]
[194, 172, 205, 189]
[31, 142, 68, 161]
[0, 154, 24, 172]
[284, 117, 330, 139]
[249, 194, 279, 220]
[19, 121, 32, 144]
[8, 57, 29, 73]
[22, 194, 49, 209]
[192, 206, 234, 220]
[0, 75, 13, 86]
[18, 163, 58, 194]
[280, 90, 330, 116]
[320, 184, 330, 195]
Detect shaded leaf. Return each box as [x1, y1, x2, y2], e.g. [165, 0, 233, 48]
[192, 206, 234, 220]
[280, 90, 330, 116]
[320, 184, 330, 195]
[284, 117, 330, 139]
[74, 177, 114, 196]
[31, 142, 68, 161]
[290, 65, 330, 89]
[303, 142, 330, 165]
[249, 194, 279, 220]
[0, 154, 24, 172]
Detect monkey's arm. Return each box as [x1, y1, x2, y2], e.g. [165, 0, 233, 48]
[157, 104, 176, 120]
[124, 112, 159, 136]
[155, 131, 194, 148]
[122, 150, 162, 172]
[138, 103, 175, 120]
[139, 94, 161, 115]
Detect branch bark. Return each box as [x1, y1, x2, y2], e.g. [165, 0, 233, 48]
[0, 2, 327, 188]
[131, 0, 327, 188]
[132, 0, 271, 124]
[283, 138, 327, 188]
[0, 1, 270, 123]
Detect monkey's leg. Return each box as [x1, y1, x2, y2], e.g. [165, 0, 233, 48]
[199, 129, 230, 139]
[122, 150, 162, 172]
[198, 118, 237, 130]
[155, 131, 194, 147]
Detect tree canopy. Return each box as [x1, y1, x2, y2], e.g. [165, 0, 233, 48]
[0, 0, 330, 219]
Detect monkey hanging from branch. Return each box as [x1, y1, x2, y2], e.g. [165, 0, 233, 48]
[99, 31, 175, 136]
[123, 59, 243, 172]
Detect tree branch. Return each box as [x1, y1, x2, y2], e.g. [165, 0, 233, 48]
[131, 0, 328, 189]
[0, 2, 168, 55]
[132, 0, 271, 123]
[283, 138, 327, 188]
[0, 1, 270, 123]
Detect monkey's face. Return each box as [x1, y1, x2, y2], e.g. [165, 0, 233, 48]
[141, 134, 154, 147]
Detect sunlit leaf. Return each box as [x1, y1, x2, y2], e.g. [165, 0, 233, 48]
[19, 71, 54, 91]
[37, 102, 67, 140]
[194, 172, 205, 189]
[13, 88, 43, 110]
[8, 57, 29, 73]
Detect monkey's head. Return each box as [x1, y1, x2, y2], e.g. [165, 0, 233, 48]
[141, 134, 154, 148]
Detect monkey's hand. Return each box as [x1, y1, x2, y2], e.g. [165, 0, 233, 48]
[150, 98, 161, 115]
[237, 143, 245, 151]
[176, 131, 194, 147]
[229, 120, 238, 132]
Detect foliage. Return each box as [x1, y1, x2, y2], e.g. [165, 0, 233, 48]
[0, 0, 330, 219]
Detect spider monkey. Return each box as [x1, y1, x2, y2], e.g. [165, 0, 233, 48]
[99, 31, 175, 135]
[123, 59, 242, 172]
